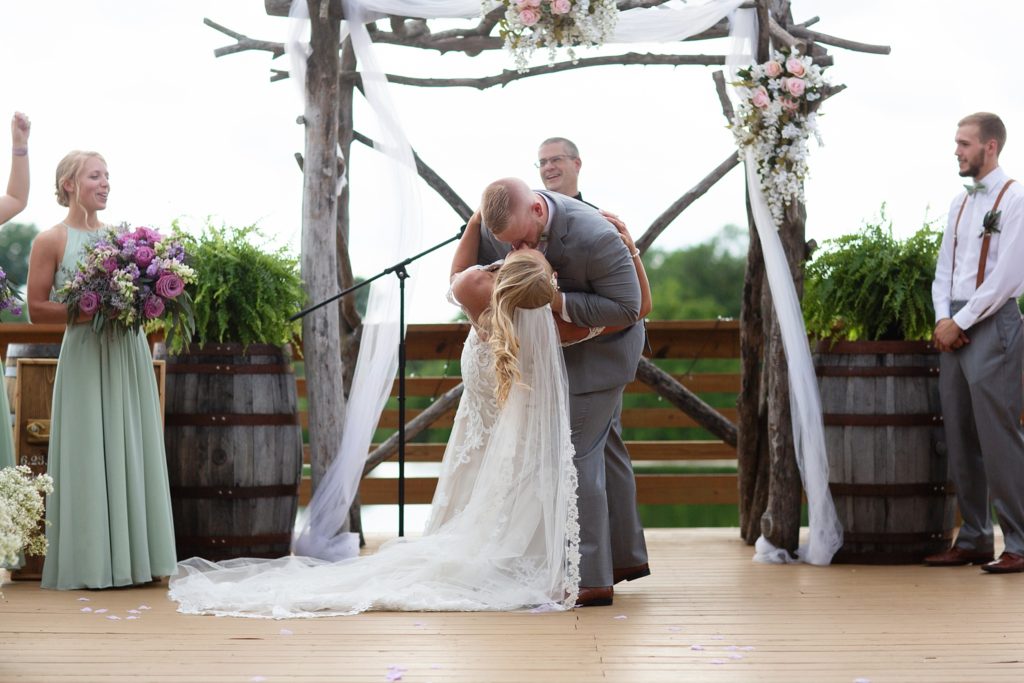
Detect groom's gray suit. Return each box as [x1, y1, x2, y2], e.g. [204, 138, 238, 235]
[477, 190, 648, 587]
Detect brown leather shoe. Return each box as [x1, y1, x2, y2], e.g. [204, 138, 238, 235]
[575, 586, 613, 608]
[923, 546, 995, 566]
[982, 552, 1024, 574]
[613, 563, 651, 584]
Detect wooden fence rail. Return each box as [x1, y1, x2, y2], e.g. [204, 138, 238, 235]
[1, 321, 742, 508]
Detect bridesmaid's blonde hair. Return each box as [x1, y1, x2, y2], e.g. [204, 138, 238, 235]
[55, 150, 106, 208]
[482, 251, 556, 405]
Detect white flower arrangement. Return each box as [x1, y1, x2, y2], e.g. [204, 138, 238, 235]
[489, 0, 619, 72]
[0, 466, 53, 568]
[731, 49, 829, 224]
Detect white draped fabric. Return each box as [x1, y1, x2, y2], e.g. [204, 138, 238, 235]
[289, 0, 840, 566]
[726, 9, 842, 565]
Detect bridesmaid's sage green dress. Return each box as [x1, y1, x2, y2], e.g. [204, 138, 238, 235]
[0, 373, 13, 469]
[41, 225, 177, 589]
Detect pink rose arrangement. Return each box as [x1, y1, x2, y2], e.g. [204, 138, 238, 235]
[0, 266, 23, 318]
[496, 0, 618, 72]
[54, 223, 196, 346]
[730, 49, 830, 223]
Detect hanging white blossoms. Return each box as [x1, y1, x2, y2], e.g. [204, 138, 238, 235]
[489, 0, 619, 72]
[731, 49, 828, 224]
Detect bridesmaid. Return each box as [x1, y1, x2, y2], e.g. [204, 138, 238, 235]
[26, 151, 176, 590]
[0, 112, 31, 472]
[0, 113, 31, 574]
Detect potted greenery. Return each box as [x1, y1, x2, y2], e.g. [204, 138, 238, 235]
[158, 223, 307, 562]
[802, 213, 955, 564]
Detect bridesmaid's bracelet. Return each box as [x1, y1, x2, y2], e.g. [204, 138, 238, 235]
[629, 248, 640, 259]
[12, 147, 28, 156]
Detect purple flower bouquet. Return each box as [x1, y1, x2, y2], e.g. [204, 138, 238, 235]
[55, 224, 196, 347]
[0, 266, 22, 318]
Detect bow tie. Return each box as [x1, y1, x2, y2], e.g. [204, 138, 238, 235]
[964, 182, 986, 196]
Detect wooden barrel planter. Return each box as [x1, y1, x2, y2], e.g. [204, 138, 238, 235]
[158, 343, 303, 561]
[815, 340, 956, 564]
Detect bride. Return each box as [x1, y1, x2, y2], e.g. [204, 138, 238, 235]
[169, 239, 581, 618]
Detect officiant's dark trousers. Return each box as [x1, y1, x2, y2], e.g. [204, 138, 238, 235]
[940, 299, 1024, 556]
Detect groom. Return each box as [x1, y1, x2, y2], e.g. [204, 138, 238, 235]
[476, 177, 648, 606]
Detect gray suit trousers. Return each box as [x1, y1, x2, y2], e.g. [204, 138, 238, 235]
[940, 299, 1024, 555]
[570, 387, 648, 587]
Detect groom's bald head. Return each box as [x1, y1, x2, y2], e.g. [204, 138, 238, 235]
[481, 178, 533, 236]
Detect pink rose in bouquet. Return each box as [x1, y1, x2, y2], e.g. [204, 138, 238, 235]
[79, 290, 101, 316]
[785, 77, 806, 98]
[552, 0, 572, 14]
[155, 272, 185, 299]
[143, 294, 165, 319]
[519, 7, 540, 26]
[785, 56, 806, 77]
[751, 86, 771, 109]
[135, 245, 156, 269]
[764, 60, 783, 78]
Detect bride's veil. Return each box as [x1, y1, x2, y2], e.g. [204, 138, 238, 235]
[168, 305, 580, 617]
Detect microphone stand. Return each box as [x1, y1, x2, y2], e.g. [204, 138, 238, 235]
[291, 226, 465, 537]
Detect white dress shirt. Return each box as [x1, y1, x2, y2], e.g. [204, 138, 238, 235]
[932, 166, 1024, 330]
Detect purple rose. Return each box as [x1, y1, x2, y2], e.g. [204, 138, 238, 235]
[143, 295, 165, 319]
[155, 273, 185, 299]
[102, 257, 118, 273]
[79, 291, 101, 316]
[135, 246, 156, 268]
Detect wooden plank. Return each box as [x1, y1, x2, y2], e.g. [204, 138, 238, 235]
[296, 373, 743, 399]
[298, 472, 740, 507]
[342, 407, 739, 431]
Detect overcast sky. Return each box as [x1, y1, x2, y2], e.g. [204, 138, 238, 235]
[2, 1, 1022, 323]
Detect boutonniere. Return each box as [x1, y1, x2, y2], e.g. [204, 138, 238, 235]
[980, 209, 1002, 237]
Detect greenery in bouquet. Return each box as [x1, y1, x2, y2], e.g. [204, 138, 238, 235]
[0, 265, 22, 318]
[0, 466, 53, 567]
[173, 223, 304, 351]
[731, 48, 829, 223]
[802, 210, 942, 342]
[54, 224, 196, 349]
[492, 0, 619, 72]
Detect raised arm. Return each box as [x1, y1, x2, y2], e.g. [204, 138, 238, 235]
[0, 112, 30, 224]
[450, 210, 482, 281]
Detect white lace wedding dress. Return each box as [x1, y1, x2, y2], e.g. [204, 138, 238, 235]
[168, 305, 580, 618]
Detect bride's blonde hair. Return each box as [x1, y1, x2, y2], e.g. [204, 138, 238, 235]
[482, 250, 556, 405]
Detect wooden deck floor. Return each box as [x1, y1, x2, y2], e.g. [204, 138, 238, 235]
[2, 528, 1023, 682]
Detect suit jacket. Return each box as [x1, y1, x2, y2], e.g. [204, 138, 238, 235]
[477, 190, 644, 394]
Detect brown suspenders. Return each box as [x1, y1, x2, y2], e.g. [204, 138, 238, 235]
[951, 178, 1016, 291]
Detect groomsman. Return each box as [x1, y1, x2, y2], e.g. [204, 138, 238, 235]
[926, 112, 1024, 573]
[535, 137, 652, 593]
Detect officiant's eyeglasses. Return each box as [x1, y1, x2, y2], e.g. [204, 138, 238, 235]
[535, 155, 576, 168]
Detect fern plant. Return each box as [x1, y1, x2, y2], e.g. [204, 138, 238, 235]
[166, 223, 304, 351]
[803, 212, 942, 341]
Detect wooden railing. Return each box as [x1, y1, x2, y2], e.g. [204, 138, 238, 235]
[1, 321, 742, 507]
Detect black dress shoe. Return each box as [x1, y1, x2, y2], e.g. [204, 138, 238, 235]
[575, 586, 613, 607]
[923, 546, 994, 566]
[613, 562, 650, 584]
